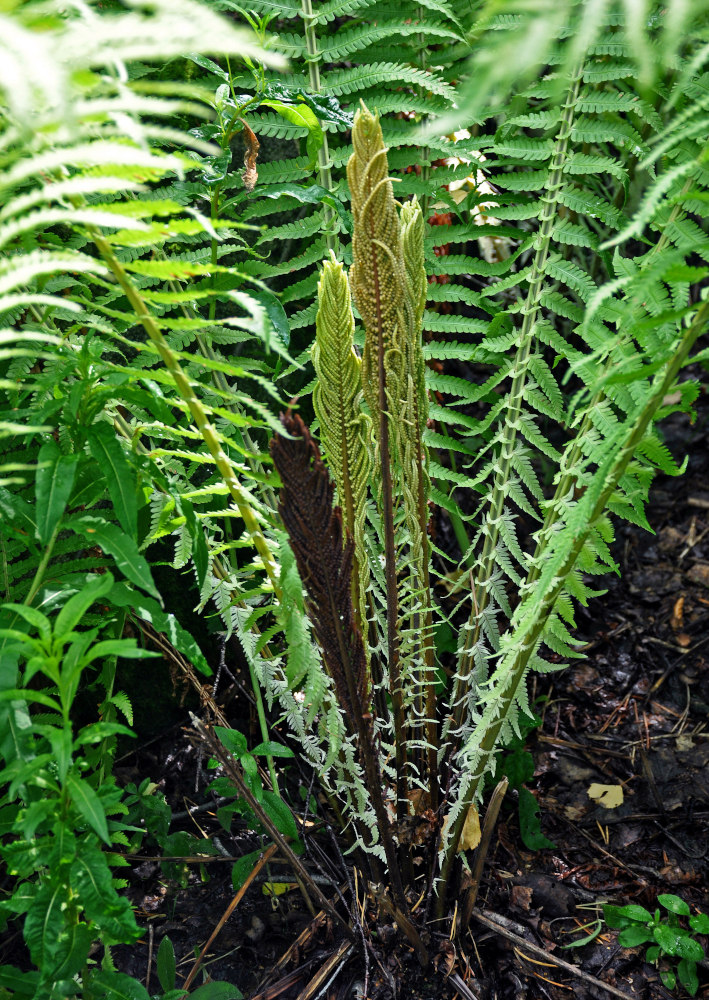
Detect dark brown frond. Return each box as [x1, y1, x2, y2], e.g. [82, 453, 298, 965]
[270, 413, 410, 911]
[270, 411, 369, 725]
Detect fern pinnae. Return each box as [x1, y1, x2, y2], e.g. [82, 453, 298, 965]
[441, 293, 709, 898]
[312, 252, 371, 629]
[399, 195, 437, 804]
[449, 64, 585, 736]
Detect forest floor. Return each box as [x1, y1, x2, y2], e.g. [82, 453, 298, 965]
[54, 389, 709, 999]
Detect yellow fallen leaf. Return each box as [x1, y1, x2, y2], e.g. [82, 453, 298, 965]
[587, 783, 624, 809]
[441, 802, 481, 852]
[262, 882, 296, 897]
[459, 804, 481, 851]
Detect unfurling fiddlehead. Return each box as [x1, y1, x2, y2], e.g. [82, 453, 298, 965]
[312, 252, 371, 630]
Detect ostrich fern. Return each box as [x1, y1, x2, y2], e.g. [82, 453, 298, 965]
[1, 0, 708, 985]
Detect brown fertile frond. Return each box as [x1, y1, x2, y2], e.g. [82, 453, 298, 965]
[270, 411, 369, 726]
[271, 412, 411, 912]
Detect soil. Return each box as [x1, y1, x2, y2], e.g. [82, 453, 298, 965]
[5, 392, 709, 1000]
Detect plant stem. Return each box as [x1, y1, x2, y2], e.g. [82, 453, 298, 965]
[25, 523, 60, 605]
[450, 66, 584, 732]
[438, 298, 709, 910]
[301, 0, 338, 255]
[89, 228, 282, 601]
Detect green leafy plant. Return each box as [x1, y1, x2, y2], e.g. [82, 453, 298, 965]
[0, 575, 150, 996]
[604, 896, 709, 995]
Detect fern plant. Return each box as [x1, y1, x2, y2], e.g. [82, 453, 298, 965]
[2, 0, 709, 988]
[267, 4, 709, 949]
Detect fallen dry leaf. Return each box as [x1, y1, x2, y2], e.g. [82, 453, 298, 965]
[441, 802, 481, 852]
[587, 783, 624, 809]
[459, 803, 481, 851]
[688, 562, 709, 588]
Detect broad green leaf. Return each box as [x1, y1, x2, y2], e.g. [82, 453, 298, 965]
[251, 741, 294, 758]
[677, 958, 699, 996]
[259, 99, 323, 169]
[231, 848, 262, 892]
[35, 724, 72, 783]
[654, 924, 704, 961]
[106, 582, 210, 676]
[0, 604, 51, 640]
[156, 935, 176, 992]
[186, 52, 229, 81]
[0, 484, 37, 537]
[214, 726, 248, 757]
[88, 970, 150, 1000]
[190, 983, 243, 1000]
[517, 787, 555, 851]
[261, 790, 297, 840]
[69, 516, 159, 599]
[658, 893, 690, 917]
[35, 440, 79, 545]
[71, 844, 139, 943]
[257, 182, 352, 233]
[246, 285, 291, 349]
[264, 81, 353, 129]
[87, 422, 137, 536]
[23, 876, 72, 971]
[81, 638, 158, 667]
[609, 904, 653, 925]
[65, 771, 110, 844]
[54, 572, 114, 637]
[618, 925, 654, 947]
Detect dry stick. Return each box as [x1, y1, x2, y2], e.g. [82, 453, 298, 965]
[254, 887, 346, 992]
[188, 716, 354, 942]
[182, 842, 279, 991]
[293, 941, 354, 1000]
[470, 909, 636, 1000]
[458, 777, 509, 932]
[369, 882, 429, 966]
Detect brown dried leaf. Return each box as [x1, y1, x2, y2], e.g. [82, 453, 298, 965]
[241, 120, 260, 192]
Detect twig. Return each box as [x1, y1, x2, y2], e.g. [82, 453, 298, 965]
[470, 909, 637, 1000]
[294, 941, 354, 1000]
[183, 842, 279, 991]
[448, 971, 481, 1000]
[188, 715, 355, 941]
[146, 922, 154, 994]
[560, 816, 647, 881]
